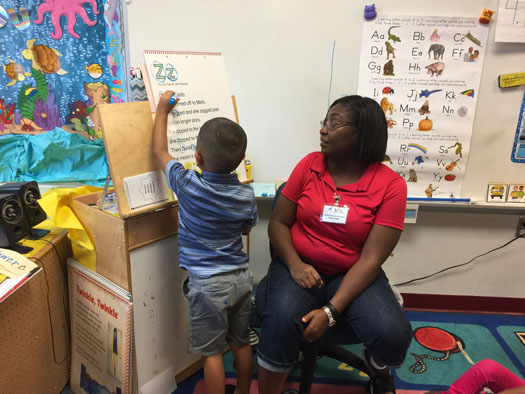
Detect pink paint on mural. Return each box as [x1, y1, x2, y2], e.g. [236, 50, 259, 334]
[33, 0, 99, 40]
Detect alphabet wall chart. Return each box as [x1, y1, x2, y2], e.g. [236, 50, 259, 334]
[357, 15, 489, 199]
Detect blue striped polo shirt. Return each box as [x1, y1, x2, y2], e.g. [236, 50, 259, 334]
[166, 160, 258, 278]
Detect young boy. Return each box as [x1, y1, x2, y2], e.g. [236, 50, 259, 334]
[152, 90, 258, 394]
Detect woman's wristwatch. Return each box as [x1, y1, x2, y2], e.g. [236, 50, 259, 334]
[322, 303, 340, 327]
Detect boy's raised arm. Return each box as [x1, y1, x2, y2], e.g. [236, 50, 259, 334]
[152, 90, 180, 170]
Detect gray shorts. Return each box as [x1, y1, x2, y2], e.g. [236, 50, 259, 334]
[183, 268, 253, 356]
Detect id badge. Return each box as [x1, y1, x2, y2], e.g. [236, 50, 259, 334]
[320, 204, 349, 224]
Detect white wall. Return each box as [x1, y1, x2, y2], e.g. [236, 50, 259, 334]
[385, 207, 524, 298]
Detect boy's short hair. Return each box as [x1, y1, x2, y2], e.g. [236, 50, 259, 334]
[197, 117, 247, 173]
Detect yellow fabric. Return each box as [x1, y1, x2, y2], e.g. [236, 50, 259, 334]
[38, 186, 102, 271]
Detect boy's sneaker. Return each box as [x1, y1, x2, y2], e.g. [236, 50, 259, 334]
[250, 328, 260, 354]
[363, 349, 396, 394]
[250, 328, 260, 347]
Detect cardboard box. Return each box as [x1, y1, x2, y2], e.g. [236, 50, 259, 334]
[69, 189, 177, 291]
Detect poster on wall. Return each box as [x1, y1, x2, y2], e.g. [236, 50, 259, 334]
[356, 15, 489, 199]
[0, 0, 128, 140]
[142, 50, 247, 181]
[495, 0, 525, 43]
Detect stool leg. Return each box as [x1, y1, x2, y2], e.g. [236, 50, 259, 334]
[320, 345, 370, 375]
[299, 341, 320, 394]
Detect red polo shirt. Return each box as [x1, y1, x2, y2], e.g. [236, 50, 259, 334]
[282, 152, 406, 275]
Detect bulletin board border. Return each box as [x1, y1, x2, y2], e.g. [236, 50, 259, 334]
[510, 89, 525, 163]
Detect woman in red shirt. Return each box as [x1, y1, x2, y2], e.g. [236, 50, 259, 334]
[257, 95, 413, 394]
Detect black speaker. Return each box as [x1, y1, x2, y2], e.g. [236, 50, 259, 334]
[0, 181, 49, 239]
[0, 192, 32, 254]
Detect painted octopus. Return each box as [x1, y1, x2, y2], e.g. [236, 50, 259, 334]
[33, 0, 99, 40]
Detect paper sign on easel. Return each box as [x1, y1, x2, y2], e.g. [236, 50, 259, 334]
[123, 170, 171, 211]
[142, 50, 247, 181]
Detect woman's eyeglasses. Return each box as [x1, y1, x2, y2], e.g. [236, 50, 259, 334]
[320, 119, 358, 131]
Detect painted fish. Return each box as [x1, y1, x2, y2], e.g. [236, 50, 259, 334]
[110, 64, 118, 78]
[104, 0, 119, 38]
[86, 63, 102, 78]
[107, 54, 119, 78]
[25, 86, 38, 99]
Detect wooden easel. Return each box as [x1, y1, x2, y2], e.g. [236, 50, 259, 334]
[97, 101, 176, 219]
[96, 95, 252, 219]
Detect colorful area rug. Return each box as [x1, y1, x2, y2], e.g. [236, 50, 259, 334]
[174, 311, 525, 393]
[191, 378, 431, 393]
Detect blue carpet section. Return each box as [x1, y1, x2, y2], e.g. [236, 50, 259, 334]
[172, 311, 525, 393]
[395, 311, 525, 391]
[174, 370, 205, 394]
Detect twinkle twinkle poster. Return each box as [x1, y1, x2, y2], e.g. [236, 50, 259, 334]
[68, 259, 134, 394]
[356, 15, 489, 199]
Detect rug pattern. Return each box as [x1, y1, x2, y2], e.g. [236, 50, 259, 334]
[176, 311, 525, 393]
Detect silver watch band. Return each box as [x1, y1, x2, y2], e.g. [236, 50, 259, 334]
[322, 305, 336, 326]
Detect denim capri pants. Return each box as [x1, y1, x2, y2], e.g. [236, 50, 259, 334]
[256, 257, 413, 373]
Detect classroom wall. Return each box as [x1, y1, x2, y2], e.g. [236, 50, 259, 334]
[127, 0, 525, 202]
[384, 207, 524, 298]
[126, 0, 525, 297]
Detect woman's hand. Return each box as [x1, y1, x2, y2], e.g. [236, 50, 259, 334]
[302, 309, 329, 342]
[289, 261, 323, 288]
[269, 187, 325, 289]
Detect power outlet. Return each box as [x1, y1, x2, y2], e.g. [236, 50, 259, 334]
[516, 216, 525, 238]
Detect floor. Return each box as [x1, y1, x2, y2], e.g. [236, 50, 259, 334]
[60, 310, 525, 393]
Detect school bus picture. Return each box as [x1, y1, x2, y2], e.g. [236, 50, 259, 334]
[490, 185, 505, 199]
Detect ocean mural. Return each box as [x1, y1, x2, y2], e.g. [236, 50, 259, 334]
[0, 0, 127, 141]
